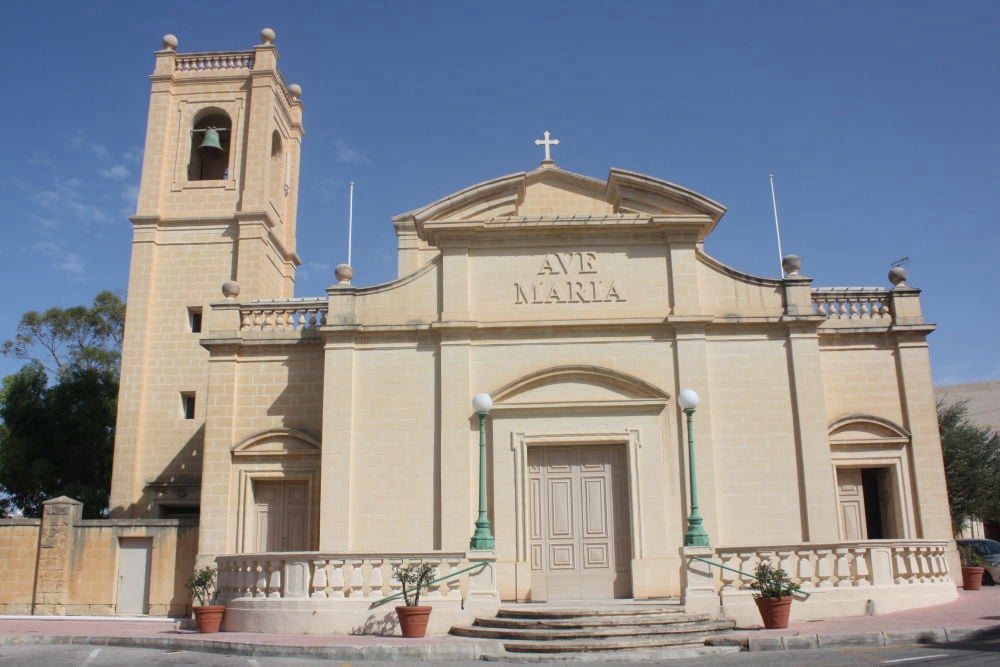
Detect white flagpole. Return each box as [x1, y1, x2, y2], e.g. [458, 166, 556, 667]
[769, 174, 785, 277]
[347, 181, 355, 266]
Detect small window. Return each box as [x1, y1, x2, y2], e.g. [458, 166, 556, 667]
[181, 392, 196, 420]
[188, 308, 203, 333]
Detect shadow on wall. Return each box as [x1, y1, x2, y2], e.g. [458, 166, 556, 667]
[350, 610, 400, 636]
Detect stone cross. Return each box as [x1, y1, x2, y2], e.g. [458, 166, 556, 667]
[534, 131, 560, 163]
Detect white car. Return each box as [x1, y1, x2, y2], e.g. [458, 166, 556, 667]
[957, 538, 1000, 586]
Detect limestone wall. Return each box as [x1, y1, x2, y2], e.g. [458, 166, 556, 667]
[0, 498, 197, 617]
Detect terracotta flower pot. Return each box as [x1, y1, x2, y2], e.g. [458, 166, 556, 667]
[395, 605, 432, 637]
[755, 596, 793, 629]
[961, 566, 985, 591]
[192, 605, 226, 633]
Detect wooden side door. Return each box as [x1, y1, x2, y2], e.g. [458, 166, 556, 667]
[837, 468, 867, 541]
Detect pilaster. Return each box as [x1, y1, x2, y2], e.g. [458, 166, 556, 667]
[784, 321, 839, 541]
[439, 328, 474, 550]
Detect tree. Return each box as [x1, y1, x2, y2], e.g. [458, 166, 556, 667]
[939, 400, 1000, 534]
[1, 291, 124, 380]
[0, 363, 117, 517]
[0, 292, 124, 518]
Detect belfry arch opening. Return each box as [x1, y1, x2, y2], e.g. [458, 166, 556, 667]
[188, 111, 232, 181]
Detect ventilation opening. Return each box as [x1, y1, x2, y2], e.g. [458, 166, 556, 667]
[181, 392, 196, 420]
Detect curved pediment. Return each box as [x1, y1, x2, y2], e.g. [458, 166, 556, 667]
[232, 428, 321, 457]
[829, 415, 910, 445]
[492, 365, 670, 408]
[392, 166, 727, 243]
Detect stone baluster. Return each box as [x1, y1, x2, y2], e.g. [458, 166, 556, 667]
[906, 548, 920, 584]
[388, 558, 404, 599]
[425, 559, 444, 598]
[835, 548, 853, 587]
[446, 558, 462, 598]
[816, 549, 834, 587]
[347, 559, 364, 597]
[796, 549, 816, 589]
[328, 559, 345, 598]
[718, 553, 739, 591]
[893, 546, 909, 584]
[852, 547, 871, 586]
[917, 547, 930, 583]
[369, 559, 384, 598]
[311, 559, 328, 598]
[268, 560, 282, 598]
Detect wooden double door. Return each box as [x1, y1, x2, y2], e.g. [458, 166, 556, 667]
[252, 480, 309, 552]
[528, 445, 632, 600]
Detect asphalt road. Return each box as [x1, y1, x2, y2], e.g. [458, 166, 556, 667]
[1, 641, 999, 666]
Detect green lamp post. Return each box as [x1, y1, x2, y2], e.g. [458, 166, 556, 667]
[470, 392, 495, 550]
[679, 389, 710, 547]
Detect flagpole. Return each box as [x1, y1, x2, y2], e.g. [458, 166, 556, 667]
[769, 174, 785, 277]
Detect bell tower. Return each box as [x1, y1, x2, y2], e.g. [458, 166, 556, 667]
[110, 29, 305, 517]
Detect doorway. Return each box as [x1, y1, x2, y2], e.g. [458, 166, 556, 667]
[528, 445, 632, 600]
[836, 467, 900, 540]
[251, 480, 309, 552]
[116, 538, 152, 615]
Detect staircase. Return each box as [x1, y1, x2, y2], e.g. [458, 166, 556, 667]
[450, 601, 739, 661]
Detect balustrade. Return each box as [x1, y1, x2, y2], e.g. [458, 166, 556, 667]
[239, 299, 328, 332]
[176, 52, 254, 72]
[216, 552, 481, 603]
[711, 541, 949, 591]
[811, 288, 892, 322]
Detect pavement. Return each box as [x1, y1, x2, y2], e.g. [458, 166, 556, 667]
[0, 587, 997, 661]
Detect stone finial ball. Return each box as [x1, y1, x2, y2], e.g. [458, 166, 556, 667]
[888, 266, 908, 287]
[335, 263, 354, 285]
[288, 84, 302, 100]
[261, 28, 276, 44]
[782, 254, 802, 276]
[162, 34, 178, 51]
[222, 280, 241, 298]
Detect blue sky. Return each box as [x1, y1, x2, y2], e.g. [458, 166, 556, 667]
[1, 1, 997, 385]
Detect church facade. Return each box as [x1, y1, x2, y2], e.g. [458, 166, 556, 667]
[93, 31, 961, 630]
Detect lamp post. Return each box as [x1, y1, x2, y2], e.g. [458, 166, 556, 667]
[470, 393, 495, 550]
[679, 389, 710, 547]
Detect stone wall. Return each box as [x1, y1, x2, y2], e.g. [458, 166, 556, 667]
[0, 497, 197, 616]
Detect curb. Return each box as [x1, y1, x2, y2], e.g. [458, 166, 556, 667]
[0, 634, 506, 661]
[705, 625, 999, 651]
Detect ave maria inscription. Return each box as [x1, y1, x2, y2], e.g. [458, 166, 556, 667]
[514, 252, 626, 305]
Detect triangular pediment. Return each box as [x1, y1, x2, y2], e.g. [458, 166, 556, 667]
[392, 166, 726, 244]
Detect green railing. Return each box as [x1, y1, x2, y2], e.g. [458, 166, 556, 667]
[368, 561, 490, 610]
[688, 555, 811, 598]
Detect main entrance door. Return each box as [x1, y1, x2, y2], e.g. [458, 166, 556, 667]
[528, 445, 632, 600]
[252, 480, 309, 552]
[836, 467, 900, 540]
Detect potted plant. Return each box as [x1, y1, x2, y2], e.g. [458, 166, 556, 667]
[392, 562, 436, 637]
[185, 566, 225, 632]
[958, 544, 986, 591]
[749, 561, 801, 629]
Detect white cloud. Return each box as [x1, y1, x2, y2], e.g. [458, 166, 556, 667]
[334, 139, 371, 165]
[32, 180, 110, 223]
[29, 241, 87, 280]
[100, 164, 130, 180]
[70, 133, 110, 159]
[122, 147, 143, 164]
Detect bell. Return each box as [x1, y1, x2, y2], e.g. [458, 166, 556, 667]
[198, 128, 225, 156]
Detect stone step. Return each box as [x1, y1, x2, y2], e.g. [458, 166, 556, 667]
[497, 605, 685, 620]
[499, 631, 733, 653]
[452, 619, 735, 641]
[482, 612, 715, 628]
[481, 645, 743, 662]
